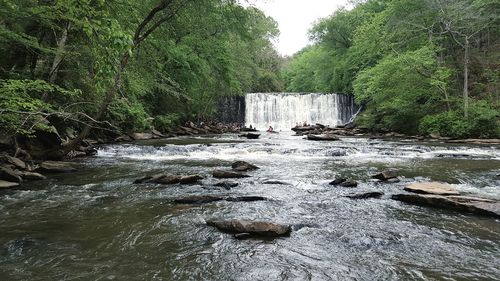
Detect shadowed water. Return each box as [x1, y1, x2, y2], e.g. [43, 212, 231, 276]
[0, 133, 499, 280]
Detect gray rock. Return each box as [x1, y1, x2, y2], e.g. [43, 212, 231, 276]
[371, 170, 398, 181]
[329, 178, 347, 186]
[134, 173, 203, 185]
[212, 170, 250, 179]
[0, 166, 22, 183]
[174, 195, 224, 204]
[17, 171, 46, 181]
[262, 180, 291, 185]
[213, 181, 238, 189]
[231, 161, 259, 171]
[2, 156, 26, 170]
[226, 196, 267, 202]
[0, 180, 19, 189]
[307, 134, 339, 141]
[339, 180, 358, 188]
[206, 219, 291, 237]
[392, 194, 500, 218]
[346, 191, 383, 199]
[404, 182, 460, 196]
[129, 133, 153, 140]
[37, 161, 78, 173]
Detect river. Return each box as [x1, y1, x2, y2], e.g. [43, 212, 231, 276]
[0, 133, 499, 280]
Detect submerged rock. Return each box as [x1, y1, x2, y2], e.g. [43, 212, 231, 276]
[346, 191, 383, 199]
[37, 161, 78, 173]
[231, 161, 259, 171]
[213, 181, 238, 189]
[262, 180, 291, 185]
[206, 219, 291, 237]
[392, 194, 500, 218]
[226, 196, 267, 202]
[329, 178, 347, 186]
[371, 170, 398, 181]
[0, 180, 19, 189]
[212, 170, 250, 179]
[134, 173, 203, 185]
[306, 134, 339, 141]
[404, 182, 460, 196]
[339, 180, 358, 188]
[174, 195, 224, 204]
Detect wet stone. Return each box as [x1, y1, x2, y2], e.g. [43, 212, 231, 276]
[346, 191, 383, 199]
[212, 170, 250, 179]
[206, 219, 291, 238]
[371, 170, 398, 181]
[404, 182, 460, 196]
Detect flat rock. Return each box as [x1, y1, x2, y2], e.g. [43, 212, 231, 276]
[392, 194, 500, 218]
[0, 180, 19, 189]
[206, 219, 291, 237]
[231, 161, 259, 171]
[346, 191, 383, 199]
[37, 161, 78, 173]
[174, 195, 224, 204]
[404, 182, 460, 196]
[0, 166, 22, 182]
[212, 170, 250, 179]
[17, 171, 46, 181]
[307, 134, 339, 141]
[371, 170, 398, 181]
[239, 133, 260, 139]
[134, 173, 203, 185]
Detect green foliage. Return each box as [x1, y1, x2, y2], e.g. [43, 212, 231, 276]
[284, 0, 500, 138]
[420, 102, 500, 138]
[153, 114, 182, 132]
[107, 98, 151, 132]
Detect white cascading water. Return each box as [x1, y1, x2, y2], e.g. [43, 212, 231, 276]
[245, 93, 354, 131]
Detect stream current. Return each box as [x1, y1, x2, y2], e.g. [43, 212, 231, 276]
[0, 133, 499, 280]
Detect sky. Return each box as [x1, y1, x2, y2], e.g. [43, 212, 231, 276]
[245, 0, 349, 56]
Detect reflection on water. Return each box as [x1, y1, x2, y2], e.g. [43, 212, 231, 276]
[0, 133, 499, 280]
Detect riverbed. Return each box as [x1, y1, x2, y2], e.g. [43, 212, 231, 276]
[0, 133, 499, 280]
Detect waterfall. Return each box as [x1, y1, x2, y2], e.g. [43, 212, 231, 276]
[244, 93, 358, 131]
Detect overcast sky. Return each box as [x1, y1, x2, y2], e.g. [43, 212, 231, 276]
[245, 0, 349, 56]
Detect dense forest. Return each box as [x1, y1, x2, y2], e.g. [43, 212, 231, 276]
[0, 0, 283, 145]
[284, 0, 499, 138]
[1, 0, 499, 157]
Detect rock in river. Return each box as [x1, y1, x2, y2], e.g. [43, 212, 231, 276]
[392, 194, 500, 218]
[134, 174, 203, 185]
[404, 182, 460, 196]
[307, 134, 339, 141]
[213, 181, 238, 189]
[231, 161, 259, 171]
[371, 170, 398, 181]
[212, 170, 250, 179]
[329, 178, 347, 186]
[174, 195, 224, 204]
[0, 180, 19, 189]
[37, 161, 78, 173]
[206, 219, 291, 237]
[346, 191, 383, 199]
[0, 166, 22, 183]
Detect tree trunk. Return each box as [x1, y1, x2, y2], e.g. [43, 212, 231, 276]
[43, 21, 71, 101]
[463, 37, 469, 118]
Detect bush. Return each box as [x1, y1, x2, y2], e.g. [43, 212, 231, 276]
[108, 98, 151, 132]
[419, 101, 499, 138]
[153, 114, 181, 132]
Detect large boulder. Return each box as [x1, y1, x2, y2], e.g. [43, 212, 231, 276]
[392, 194, 500, 218]
[0, 180, 19, 189]
[206, 219, 291, 237]
[371, 170, 398, 181]
[404, 182, 460, 196]
[0, 166, 22, 183]
[37, 161, 78, 173]
[231, 161, 259, 172]
[212, 170, 250, 179]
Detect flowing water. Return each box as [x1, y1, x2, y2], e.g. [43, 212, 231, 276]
[245, 93, 358, 131]
[0, 133, 499, 280]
